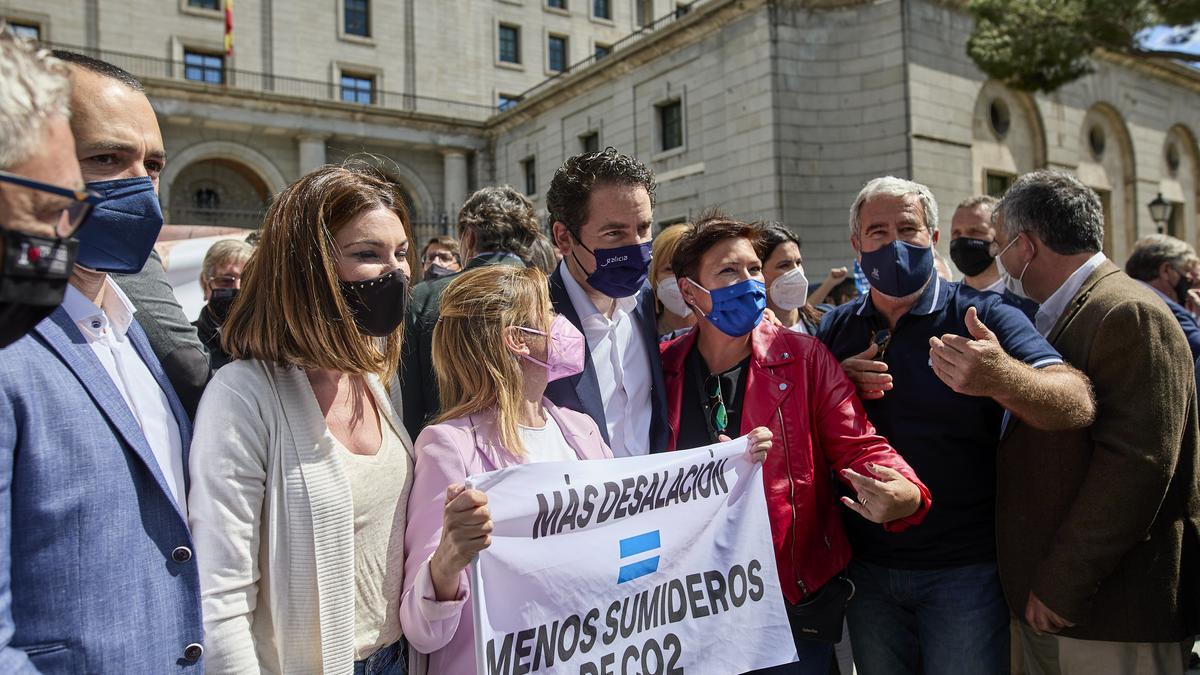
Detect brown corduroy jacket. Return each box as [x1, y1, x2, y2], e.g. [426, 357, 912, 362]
[997, 260, 1200, 642]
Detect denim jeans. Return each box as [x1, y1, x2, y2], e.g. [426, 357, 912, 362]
[845, 560, 1009, 675]
[353, 640, 406, 675]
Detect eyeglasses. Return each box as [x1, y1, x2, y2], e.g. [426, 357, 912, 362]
[869, 328, 892, 360]
[0, 170, 102, 238]
[207, 274, 241, 289]
[705, 374, 728, 435]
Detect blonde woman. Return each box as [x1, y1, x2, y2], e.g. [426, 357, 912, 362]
[650, 222, 697, 337]
[399, 264, 770, 674]
[188, 164, 415, 674]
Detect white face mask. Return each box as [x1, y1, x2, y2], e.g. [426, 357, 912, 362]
[995, 234, 1031, 299]
[655, 275, 692, 317]
[769, 265, 810, 310]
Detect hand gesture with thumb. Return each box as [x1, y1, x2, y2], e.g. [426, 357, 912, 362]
[928, 306, 1012, 397]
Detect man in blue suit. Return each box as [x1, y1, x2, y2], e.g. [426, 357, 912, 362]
[545, 148, 670, 456]
[1125, 234, 1200, 361]
[0, 46, 203, 672]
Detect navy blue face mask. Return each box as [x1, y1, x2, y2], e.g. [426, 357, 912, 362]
[859, 239, 934, 299]
[572, 238, 652, 299]
[74, 176, 164, 274]
[687, 277, 766, 338]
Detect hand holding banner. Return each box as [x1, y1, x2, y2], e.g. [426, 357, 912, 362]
[467, 436, 798, 674]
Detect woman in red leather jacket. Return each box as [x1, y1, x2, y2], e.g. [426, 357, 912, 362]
[661, 215, 932, 675]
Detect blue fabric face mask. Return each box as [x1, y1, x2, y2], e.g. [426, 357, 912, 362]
[572, 238, 652, 299]
[858, 239, 934, 299]
[687, 277, 766, 338]
[74, 176, 164, 274]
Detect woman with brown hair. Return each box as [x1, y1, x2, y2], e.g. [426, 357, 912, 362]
[188, 164, 415, 674]
[399, 263, 773, 674]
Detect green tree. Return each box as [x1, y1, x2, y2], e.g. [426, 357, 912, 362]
[967, 0, 1200, 92]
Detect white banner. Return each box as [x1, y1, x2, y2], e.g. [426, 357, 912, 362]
[467, 437, 798, 675]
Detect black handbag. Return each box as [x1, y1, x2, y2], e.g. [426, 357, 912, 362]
[785, 575, 855, 643]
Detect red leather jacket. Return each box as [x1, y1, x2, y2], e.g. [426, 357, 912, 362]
[661, 322, 931, 604]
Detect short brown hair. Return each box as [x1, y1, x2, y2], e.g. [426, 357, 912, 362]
[671, 213, 761, 282]
[457, 185, 540, 259]
[422, 235, 459, 257]
[956, 195, 998, 212]
[546, 147, 656, 239]
[221, 163, 411, 379]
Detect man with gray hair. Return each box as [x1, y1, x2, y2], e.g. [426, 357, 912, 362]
[193, 237, 254, 370]
[817, 175, 1094, 674]
[0, 31, 93, 348]
[992, 170, 1200, 674]
[400, 184, 541, 438]
[1124, 234, 1200, 360]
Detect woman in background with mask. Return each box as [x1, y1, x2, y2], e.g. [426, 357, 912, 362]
[650, 222, 697, 338]
[757, 223, 826, 335]
[660, 214, 930, 675]
[188, 164, 415, 674]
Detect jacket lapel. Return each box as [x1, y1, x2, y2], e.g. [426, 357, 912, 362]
[467, 412, 515, 471]
[740, 324, 795, 434]
[548, 267, 609, 442]
[635, 285, 670, 452]
[33, 308, 184, 517]
[547, 402, 603, 460]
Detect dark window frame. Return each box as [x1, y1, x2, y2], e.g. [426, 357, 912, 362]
[594, 42, 611, 59]
[340, 72, 376, 105]
[548, 34, 568, 73]
[344, 0, 371, 37]
[593, 0, 612, 20]
[498, 24, 521, 64]
[183, 49, 225, 85]
[5, 21, 41, 40]
[658, 99, 683, 152]
[522, 157, 538, 197]
[187, 0, 222, 10]
[580, 132, 600, 154]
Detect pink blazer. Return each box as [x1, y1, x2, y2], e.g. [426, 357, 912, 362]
[399, 399, 613, 675]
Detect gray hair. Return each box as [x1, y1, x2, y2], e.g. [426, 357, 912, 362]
[995, 170, 1103, 255]
[0, 29, 72, 168]
[457, 185, 540, 260]
[849, 176, 940, 236]
[1125, 234, 1195, 282]
[201, 239, 254, 279]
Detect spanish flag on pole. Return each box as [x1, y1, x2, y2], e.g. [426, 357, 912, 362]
[224, 0, 233, 56]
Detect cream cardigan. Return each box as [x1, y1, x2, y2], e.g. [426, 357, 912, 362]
[187, 359, 415, 674]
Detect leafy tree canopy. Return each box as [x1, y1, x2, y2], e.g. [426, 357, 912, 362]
[967, 0, 1200, 92]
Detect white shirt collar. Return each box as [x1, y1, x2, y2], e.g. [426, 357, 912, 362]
[61, 277, 137, 342]
[983, 277, 1005, 294]
[558, 260, 639, 322]
[1034, 252, 1106, 336]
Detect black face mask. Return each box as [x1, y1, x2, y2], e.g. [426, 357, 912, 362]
[424, 262, 457, 281]
[0, 230, 77, 348]
[949, 237, 995, 277]
[339, 269, 409, 338]
[206, 287, 238, 324]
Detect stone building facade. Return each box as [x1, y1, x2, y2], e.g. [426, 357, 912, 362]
[4, 0, 1198, 274]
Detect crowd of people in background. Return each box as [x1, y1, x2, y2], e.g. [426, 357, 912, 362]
[3, 30, 1200, 675]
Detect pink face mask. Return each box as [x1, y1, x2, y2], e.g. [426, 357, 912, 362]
[516, 314, 586, 382]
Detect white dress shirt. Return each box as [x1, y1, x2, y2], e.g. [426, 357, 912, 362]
[559, 261, 653, 457]
[983, 277, 1005, 294]
[1033, 252, 1107, 337]
[62, 279, 187, 514]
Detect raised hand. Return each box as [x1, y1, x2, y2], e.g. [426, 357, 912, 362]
[839, 463, 922, 523]
[929, 306, 1012, 397]
[840, 342, 892, 400]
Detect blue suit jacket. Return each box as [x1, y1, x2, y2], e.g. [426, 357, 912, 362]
[0, 307, 203, 673]
[545, 266, 670, 454]
[1162, 295, 1200, 361]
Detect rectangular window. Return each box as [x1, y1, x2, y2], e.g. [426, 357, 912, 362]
[498, 24, 521, 64]
[183, 50, 224, 84]
[498, 94, 521, 112]
[340, 73, 375, 104]
[5, 22, 40, 40]
[637, 0, 654, 26]
[548, 35, 568, 72]
[1169, 201, 1184, 239]
[522, 157, 537, 196]
[547, 0, 567, 9]
[593, 0, 612, 19]
[675, 2, 690, 18]
[594, 43, 611, 59]
[658, 100, 683, 152]
[985, 172, 1013, 198]
[187, 0, 221, 10]
[580, 132, 600, 154]
[344, 0, 370, 37]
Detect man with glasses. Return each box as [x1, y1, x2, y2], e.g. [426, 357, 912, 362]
[0, 38, 204, 673]
[816, 176, 1094, 675]
[193, 238, 253, 370]
[0, 33, 96, 349]
[419, 235, 461, 280]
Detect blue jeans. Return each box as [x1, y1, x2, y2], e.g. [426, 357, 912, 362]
[845, 560, 1009, 675]
[353, 640, 406, 675]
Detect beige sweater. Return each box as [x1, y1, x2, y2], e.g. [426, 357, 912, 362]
[187, 360, 414, 674]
